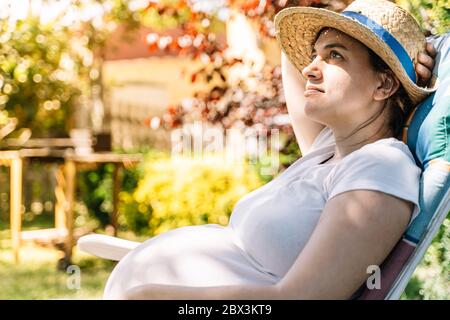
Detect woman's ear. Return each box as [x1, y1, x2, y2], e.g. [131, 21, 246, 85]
[373, 71, 400, 101]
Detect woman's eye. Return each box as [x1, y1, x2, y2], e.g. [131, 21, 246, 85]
[330, 51, 342, 59]
[311, 54, 317, 60]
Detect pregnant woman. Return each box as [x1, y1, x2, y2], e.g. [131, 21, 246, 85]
[78, 0, 437, 299]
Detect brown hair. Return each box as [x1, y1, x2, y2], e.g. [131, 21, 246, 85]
[367, 49, 414, 139]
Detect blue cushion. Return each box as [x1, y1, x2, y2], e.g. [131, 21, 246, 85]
[404, 33, 450, 244]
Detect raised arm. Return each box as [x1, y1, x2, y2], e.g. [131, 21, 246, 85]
[281, 51, 325, 156]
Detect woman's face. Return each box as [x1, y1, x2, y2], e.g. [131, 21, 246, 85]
[301, 28, 384, 129]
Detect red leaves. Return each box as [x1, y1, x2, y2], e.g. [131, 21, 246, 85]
[241, 0, 261, 11]
[148, 42, 158, 53]
[141, 1, 314, 132]
[146, 28, 225, 59]
[167, 105, 178, 115]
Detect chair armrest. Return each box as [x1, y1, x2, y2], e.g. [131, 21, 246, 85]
[77, 234, 141, 261]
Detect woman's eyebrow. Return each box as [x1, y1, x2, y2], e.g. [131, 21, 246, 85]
[312, 43, 349, 54]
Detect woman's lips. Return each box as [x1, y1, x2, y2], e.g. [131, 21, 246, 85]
[304, 88, 324, 97]
[304, 84, 324, 97]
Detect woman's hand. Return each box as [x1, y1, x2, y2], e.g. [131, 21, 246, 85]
[416, 42, 437, 87]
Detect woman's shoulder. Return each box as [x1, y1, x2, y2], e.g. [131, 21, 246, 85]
[309, 127, 417, 166]
[357, 137, 416, 163]
[324, 137, 422, 226]
[336, 137, 420, 173]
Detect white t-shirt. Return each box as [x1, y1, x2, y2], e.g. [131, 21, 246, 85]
[103, 127, 421, 299]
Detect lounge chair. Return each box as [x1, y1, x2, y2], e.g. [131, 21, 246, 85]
[78, 32, 450, 300]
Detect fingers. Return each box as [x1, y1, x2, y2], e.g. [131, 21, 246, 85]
[418, 52, 434, 71]
[415, 42, 436, 87]
[425, 42, 437, 58]
[416, 63, 432, 87]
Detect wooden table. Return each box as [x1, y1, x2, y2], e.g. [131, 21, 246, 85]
[0, 149, 142, 265]
[0, 150, 24, 263]
[61, 152, 143, 266]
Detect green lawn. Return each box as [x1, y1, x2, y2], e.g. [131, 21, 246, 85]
[0, 229, 116, 300]
[0, 210, 153, 300]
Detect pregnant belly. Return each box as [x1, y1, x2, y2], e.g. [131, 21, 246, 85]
[103, 224, 278, 299]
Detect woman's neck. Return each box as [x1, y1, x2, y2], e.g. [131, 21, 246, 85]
[329, 118, 394, 162]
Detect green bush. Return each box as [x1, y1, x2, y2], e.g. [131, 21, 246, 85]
[77, 164, 116, 228]
[119, 153, 264, 236]
[403, 213, 450, 299]
[397, 0, 450, 35]
[77, 150, 146, 229]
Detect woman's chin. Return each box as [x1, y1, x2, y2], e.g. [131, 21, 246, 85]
[304, 93, 325, 105]
[304, 103, 328, 123]
[304, 102, 320, 115]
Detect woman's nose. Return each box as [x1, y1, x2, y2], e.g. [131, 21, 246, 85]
[302, 56, 322, 80]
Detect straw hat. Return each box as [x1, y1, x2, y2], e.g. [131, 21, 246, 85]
[274, 0, 437, 104]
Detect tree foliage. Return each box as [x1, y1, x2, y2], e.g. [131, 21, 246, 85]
[397, 0, 449, 35]
[0, 0, 140, 138]
[0, 17, 81, 136]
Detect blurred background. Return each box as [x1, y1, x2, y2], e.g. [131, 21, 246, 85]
[0, 0, 448, 299]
